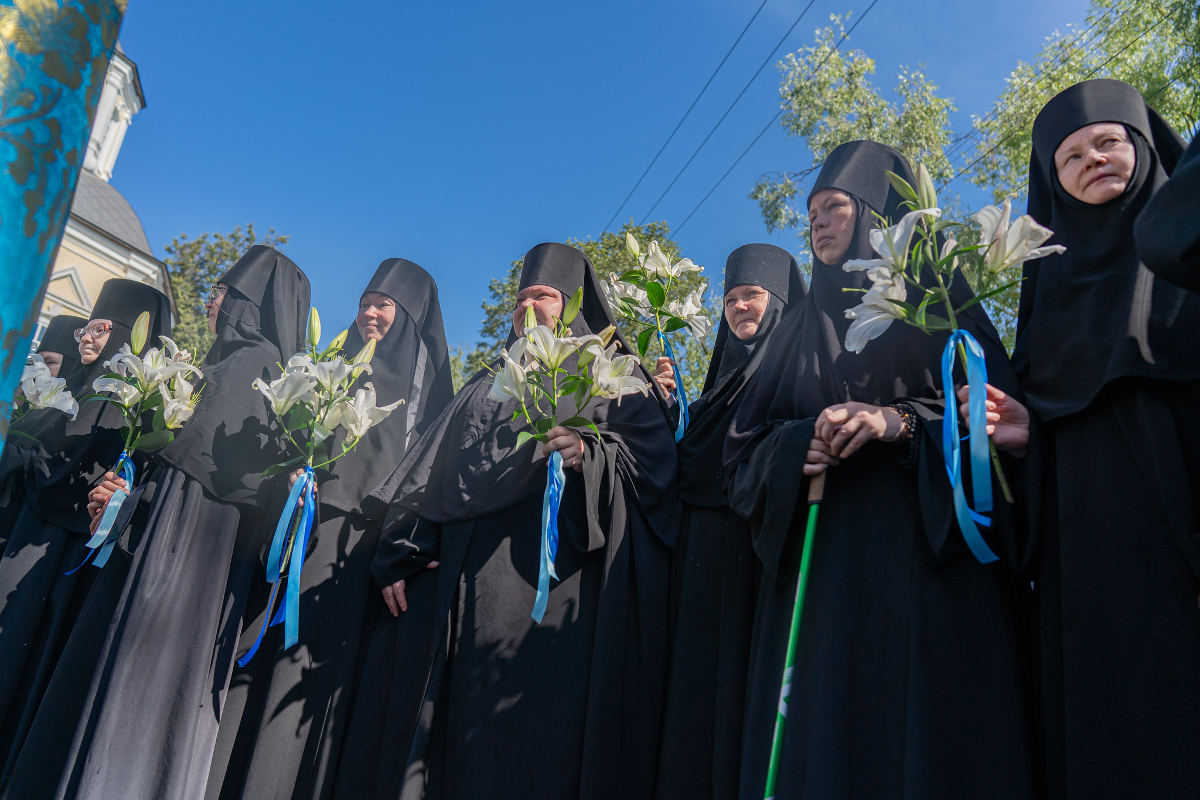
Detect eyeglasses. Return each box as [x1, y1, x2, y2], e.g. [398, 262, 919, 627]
[74, 322, 113, 342]
[207, 284, 229, 304]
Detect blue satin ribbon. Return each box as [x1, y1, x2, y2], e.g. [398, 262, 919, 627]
[67, 452, 134, 574]
[532, 450, 565, 623]
[941, 330, 999, 564]
[658, 332, 689, 441]
[238, 466, 316, 666]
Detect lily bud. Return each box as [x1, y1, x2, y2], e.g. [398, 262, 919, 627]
[916, 163, 937, 213]
[130, 312, 150, 355]
[307, 307, 321, 349]
[328, 328, 349, 353]
[598, 324, 617, 346]
[524, 304, 536, 333]
[352, 337, 376, 365]
[626, 232, 640, 256]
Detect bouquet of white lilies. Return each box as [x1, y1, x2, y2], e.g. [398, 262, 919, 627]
[241, 307, 404, 665]
[842, 164, 1065, 564]
[8, 355, 79, 439]
[488, 292, 650, 622]
[601, 234, 713, 438]
[75, 311, 203, 571]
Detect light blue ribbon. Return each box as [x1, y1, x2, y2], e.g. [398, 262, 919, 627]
[532, 450, 565, 623]
[67, 451, 134, 574]
[941, 330, 999, 564]
[658, 332, 689, 441]
[239, 466, 316, 667]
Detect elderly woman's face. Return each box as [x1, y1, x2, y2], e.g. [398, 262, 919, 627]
[512, 285, 564, 333]
[1054, 123, 1136, 205]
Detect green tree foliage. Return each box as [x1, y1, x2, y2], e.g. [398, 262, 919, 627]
[965, 0, 1200, 201]
[162, 224, 289, 358]
[449, 220, 720, 400]
[750, 13, 955, 235]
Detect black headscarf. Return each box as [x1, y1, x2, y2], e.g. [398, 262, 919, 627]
[23, 280, 172, 532]
[319, 258, 454, 517]
[371, 242, 675, 531]
[36, 314, 87, 384]
[158, 245, 311, 505]
[1012, 79, 1195, 422]
[676, 244, 806, 505]
[724, 140, 1012, 470]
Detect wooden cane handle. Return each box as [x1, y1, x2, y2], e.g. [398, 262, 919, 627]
[807, 471, 826, 504]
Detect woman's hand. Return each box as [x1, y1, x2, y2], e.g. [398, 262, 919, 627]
[382, 560, 440, 617]
[815, 402, 906, 459]
[87, 471, 127, 522]
[957, 384, 1030, 457]
[288, 467, 318, 507]
[804, 437, 841, 476]
[542, 426, 585, 472]
[652, 357, 676, 405]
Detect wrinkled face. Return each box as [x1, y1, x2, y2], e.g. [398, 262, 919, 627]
[204, 282, 230, 335]
[357, 291, 398, 342]
[39, 351, 63, 377]
[808, 189, 857, 265]
[1054, 123, 1136, 205]
[724, 284, 771, 340]
[77, 319, 113, 364]
[512, 284, 564, 333]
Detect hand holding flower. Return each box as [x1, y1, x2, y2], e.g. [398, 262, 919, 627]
[541, 425, 585, 472]
[651, 357, 676, 402]
[956, 384, 1029, 458]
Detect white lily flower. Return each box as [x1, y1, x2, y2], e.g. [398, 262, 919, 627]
[588, 343, 650, 404]
[93, 377, 143, 408]
[324, 383, 404, 440]
[162, 376, 199, 429]
[602, 274, 651, 318]
[308, 356, 369, 395]
[253, 369, 318, 417]
[488, 340, 530, 402]
[666, 282, 713, 341]
[642, 240, 702, 281]
[158, 336, 193, 364]
[105, 344, 198, 391]
[284, 353, 315, 374]
[524, 326, 600, 370]
[21, 359, 78, 419]
[974, 197, 1066, 274]
[843, 207, 941, 275]
[842, 264, 908, 354]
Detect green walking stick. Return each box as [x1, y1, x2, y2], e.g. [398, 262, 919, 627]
[763, 470, 825, 800]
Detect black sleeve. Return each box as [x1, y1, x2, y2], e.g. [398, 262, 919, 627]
[1136, 135, 1200, 293]
[372, 504, 441, 588]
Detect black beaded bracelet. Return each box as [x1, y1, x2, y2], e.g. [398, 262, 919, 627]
[889, 402, 918, 468]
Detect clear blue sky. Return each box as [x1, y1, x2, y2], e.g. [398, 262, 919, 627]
[112, 0, 1090, 349]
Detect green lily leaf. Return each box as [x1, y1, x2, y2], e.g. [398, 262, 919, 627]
[636, 327, 655, 358]
[131, 429, 174, 452]
[645, 281, 665, 308]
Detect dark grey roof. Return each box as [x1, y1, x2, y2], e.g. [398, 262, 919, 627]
[71, 169, 153, 256]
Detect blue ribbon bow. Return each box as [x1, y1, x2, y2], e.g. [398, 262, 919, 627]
[941, 330, 999, 564]
[239, 466, 316, 666]
[657, 332, 689, 441]
[67, 451, 135, 574]
[532, 450, 565, 623]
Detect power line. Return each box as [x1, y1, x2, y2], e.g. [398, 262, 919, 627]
[638, 0, 819, 226]
[601, 0, 771, 233]
[947, 0, 1184, 187]
[942, 0, 1134, 165]
[675, 0, 882, 235]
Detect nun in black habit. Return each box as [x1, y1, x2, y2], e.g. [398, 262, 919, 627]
[331, 242, 678, 800]
[1005, 79, 1200, 799]
[1135, 132, 1200, 293]
[207, 258, 454, 800]
[724, 141, 1034, 800]
[1, 246, 310, 800]
[0, 314, 86, 553]
[0, 284, 170, 784]
[655, 244, 805, 800]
